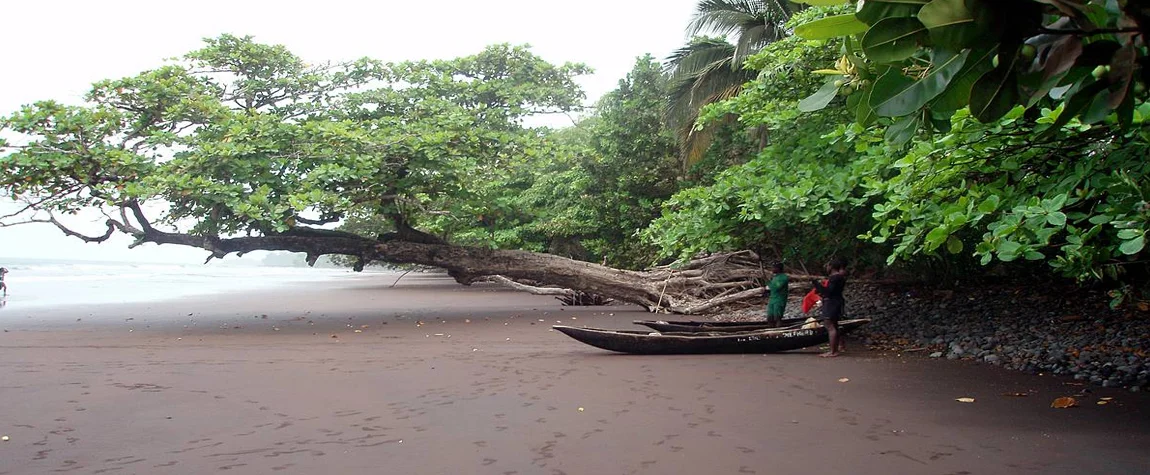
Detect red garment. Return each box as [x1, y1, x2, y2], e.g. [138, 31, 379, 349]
[801, 280, 829, 314]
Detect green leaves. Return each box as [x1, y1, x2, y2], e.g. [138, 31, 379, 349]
[857, 0, 927, 25]
[794, 14, 869, 40]
[946, 235, 964, 254]
[884, 113, 920, 146]
[969, 44, 1022, 122]
[1117, 229, 1146, 255]
[931, 48, 996, 113]
[861, 17, 927, 63]
[977, 195, 1001, 214]
[799, 78, 842, 112]
[870, 49, 969, 117]
[917, 0, 982, 49]
[799, 0, 1149, 147]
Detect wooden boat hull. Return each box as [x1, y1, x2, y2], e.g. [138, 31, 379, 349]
[633, 318, 806, 333]
[554, 319, 870, 355]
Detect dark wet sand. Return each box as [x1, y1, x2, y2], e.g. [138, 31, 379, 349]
[0, 274, 1147, 474]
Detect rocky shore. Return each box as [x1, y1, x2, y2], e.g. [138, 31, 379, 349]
[718, 282, 1150, 392]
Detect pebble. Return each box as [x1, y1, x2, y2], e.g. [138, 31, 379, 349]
[845, 283, 1149, 392]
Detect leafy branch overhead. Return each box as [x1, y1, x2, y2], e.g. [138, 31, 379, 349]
[793, 0, 1149, 144]
[0, 35, 590, 262]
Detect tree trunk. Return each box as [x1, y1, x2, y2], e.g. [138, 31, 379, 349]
[39, 212, 812, 314]
[371, 241, 796, 314]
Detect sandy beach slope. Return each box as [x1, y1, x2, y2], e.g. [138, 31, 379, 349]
[1, 274, 1147, 474]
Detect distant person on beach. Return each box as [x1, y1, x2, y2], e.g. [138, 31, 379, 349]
[764, 262, 788, 327]
[0, 267, 8, 296]
[812, 258, 848, 358]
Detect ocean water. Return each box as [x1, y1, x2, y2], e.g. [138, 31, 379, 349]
[0, 257, 380, 310]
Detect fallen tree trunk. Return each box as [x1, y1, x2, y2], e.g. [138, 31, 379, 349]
[371, 240, 762, 313]
[482, 276, 615, 306]
[30, 210, 812, 314]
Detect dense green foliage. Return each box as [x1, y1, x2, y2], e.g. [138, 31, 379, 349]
[648, 13, 886, 269]
[424, 56, 681, 268]
[793, 0, 1149, 140]
[650, 2, 1149, 299]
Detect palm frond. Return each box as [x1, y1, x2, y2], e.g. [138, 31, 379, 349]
[665, 0, 807, 170]
[664, 37, 736, 75]
[687, 0, 794, 38]
[664, 39, 753, 124]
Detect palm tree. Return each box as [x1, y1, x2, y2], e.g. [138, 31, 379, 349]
[665, 0, 800, 170]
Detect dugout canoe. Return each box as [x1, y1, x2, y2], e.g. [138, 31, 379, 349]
[633, 318, 806, 333]
[553, 319, 870, 355]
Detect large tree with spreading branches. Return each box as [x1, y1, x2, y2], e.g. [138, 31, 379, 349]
[0, 35, 776, 314]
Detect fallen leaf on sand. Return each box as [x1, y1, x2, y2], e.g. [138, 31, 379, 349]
[1002, 392, 1029, 397]
[354, 329, 362, 333]
[955, 397, 976, 403]
[2, 435, 9, 441]
[331, 334, 338, 338]
[1100, 397, 1113, 401]
[838, 378, 850, 383]
[578, 407, 584, 412]
[1051, 397, 1078, 408]
[1097, 401, 1108, 405]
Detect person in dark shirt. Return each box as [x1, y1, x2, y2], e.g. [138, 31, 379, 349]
[812, 257, 848, 357]
[0, 267, 7, 296]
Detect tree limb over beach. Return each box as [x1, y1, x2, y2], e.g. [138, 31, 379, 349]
[0, 35, 787, 314]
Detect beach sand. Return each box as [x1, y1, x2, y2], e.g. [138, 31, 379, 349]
[1, 273, 1147, 474]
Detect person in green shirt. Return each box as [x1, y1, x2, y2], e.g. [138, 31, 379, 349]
[764, 262, 788, 327]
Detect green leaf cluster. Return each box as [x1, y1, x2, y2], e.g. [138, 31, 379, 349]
[793, 0, 1149, 144]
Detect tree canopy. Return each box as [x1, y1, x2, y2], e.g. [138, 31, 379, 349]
[2, 36, 588, 265]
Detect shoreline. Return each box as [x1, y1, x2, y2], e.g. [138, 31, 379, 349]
[1, 274, 1148, 474]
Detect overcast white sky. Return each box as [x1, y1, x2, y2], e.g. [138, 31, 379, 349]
[0, 0, 702, 263]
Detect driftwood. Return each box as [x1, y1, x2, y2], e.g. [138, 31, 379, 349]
[482, 276, 615, 306]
